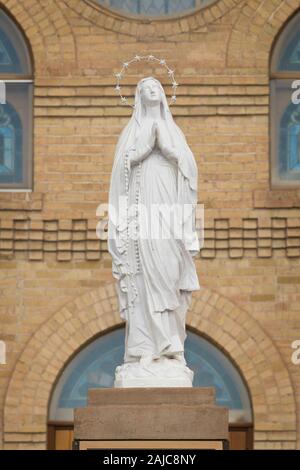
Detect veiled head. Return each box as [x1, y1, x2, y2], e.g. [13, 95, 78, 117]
[139, 77, 163, 107]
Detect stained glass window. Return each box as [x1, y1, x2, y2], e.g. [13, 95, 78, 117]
[278, 27, 300, 72]
[49, 327, 252, 424]
[0, 9, 32, 189]
[92, 0, 216, 17]
[0, 83, 33, 185]
[270, 11, 300, 187]
[0, 10, 31, 75]
[0, 103, 20, 181]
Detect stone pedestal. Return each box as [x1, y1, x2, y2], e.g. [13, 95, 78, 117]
[74, 388, 229, 450]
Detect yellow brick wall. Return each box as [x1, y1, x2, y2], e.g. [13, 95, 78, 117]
[0, 0, 300, 449]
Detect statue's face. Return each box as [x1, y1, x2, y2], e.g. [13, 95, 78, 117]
[140, 80, 161, 106]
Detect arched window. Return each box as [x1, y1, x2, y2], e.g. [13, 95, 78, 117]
[48, 327, 253, 449]
[90, 0, 217, 17]
[270, 10, 300, 187]
[0, 9, 33, 190]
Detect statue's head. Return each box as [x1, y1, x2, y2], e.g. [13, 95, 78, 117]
[139, 77, 163, 107]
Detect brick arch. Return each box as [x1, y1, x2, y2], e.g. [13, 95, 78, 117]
[66, 0, 240, 38]
[226, 0, 300, 68]
[1, 0, 76, 74]
[3, 284, 297, 449]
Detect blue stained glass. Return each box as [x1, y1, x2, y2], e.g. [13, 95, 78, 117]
[0, 10, 32, 189]
[0, 103, 22, 183]
[276, 13, 300, 71]
[0, 29, 21, 73]
[279, 102, 300, 179]
[185, 331, 242, 408]
[279, 31, 300, 71]
[50, 327, 251, 420]
[95, 0, 215, 17]
[0, 9, 32, 75]
[0, 38, 13, 65]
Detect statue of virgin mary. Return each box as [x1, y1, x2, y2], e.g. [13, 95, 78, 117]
[108, 76, 200, 387]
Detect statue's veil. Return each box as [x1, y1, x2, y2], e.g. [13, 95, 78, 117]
[108, 76, 199, 275]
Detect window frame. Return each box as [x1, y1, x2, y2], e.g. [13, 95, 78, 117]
[0, 9, 34, 192]
[270, 10, 300, 189]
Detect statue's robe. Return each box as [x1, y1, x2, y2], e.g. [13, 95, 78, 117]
[123, 142, 199, 362]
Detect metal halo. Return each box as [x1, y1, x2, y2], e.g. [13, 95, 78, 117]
[114, 54, 178, 108]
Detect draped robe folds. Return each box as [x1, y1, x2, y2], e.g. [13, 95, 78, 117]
[108, 77, 200, 366]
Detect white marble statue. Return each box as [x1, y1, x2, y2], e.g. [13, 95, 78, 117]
[108, 76, 200, 387]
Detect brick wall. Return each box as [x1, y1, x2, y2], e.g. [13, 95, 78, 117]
[0, 0, 300, 449]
